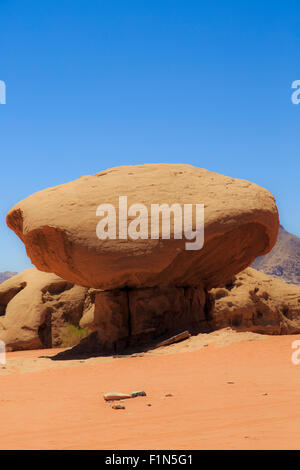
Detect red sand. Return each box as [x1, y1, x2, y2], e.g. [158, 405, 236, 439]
[1, 335, 300, 450]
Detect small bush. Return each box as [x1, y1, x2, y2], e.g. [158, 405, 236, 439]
[59, 324, 92, 347]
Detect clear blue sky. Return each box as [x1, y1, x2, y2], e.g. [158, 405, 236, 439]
[1, 0, 300, 272]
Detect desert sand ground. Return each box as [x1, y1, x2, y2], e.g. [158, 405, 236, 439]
[0, 328, 300, 450]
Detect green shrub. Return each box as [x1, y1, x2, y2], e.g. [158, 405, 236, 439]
[59, 324, 92, 347]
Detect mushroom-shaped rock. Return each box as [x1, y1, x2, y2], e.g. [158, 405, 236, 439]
[6, 164, 279, 290]
[0, 268, 89, 350]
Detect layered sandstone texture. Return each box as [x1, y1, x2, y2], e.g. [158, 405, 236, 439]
[7, 164, 279, 291]
[210, 267, 300, 334]
[0, 268, 89, 350]
[2, 266, 300, 352]
[0, 269, 213, 352]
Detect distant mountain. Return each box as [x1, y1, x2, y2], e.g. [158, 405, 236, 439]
[0, 272, 17, 284]
[252, 225, 300, 285]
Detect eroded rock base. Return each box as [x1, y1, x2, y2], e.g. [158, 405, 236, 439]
[56, 285, 214, 358]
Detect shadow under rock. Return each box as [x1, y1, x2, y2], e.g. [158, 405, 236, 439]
[39, 323, 214, 361]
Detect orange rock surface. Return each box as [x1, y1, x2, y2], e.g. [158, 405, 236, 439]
[0, 268, 88, 350]
[211, 267, 300, 334]
[7, 164, 279, 290]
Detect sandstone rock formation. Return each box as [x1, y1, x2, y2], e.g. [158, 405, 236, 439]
[5, 164, 282, 352]
[72, 284, 213, 355]
[2, 265, 300, 353]
[7, 164, 279, 291]
[0, 268, 89, 350]
[252, 225, 300, 285]
[51, 263, 300, 356]
[210, 267, 300, 334]
[0, 268, 213, 352]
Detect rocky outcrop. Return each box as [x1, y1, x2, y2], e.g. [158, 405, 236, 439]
[210, 267, 300, 334]
[7, 164, 279, 291]
[0, 268, 89, 350]
[0, 269, 213, 352]
[2, 265, 300, 353]
[252, 225, 300, 285]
